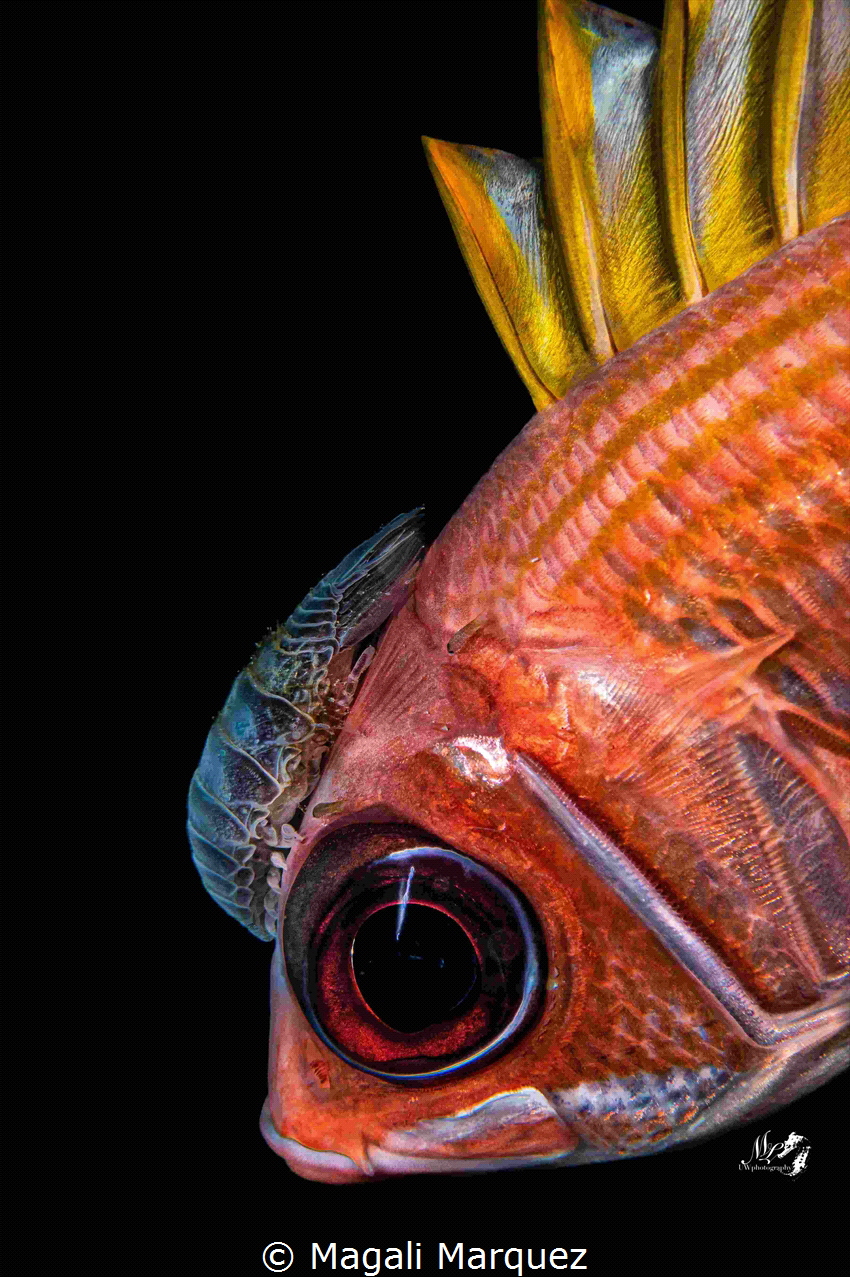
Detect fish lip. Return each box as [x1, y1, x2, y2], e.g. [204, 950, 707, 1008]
[260, 1100, 371, 1183]
[365, 1146, 574, 1176]
[260, 1100, 575, 1181]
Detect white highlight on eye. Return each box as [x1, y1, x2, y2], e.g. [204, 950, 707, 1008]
[438, 735, 512, 787]
[395, 865, 415, 941]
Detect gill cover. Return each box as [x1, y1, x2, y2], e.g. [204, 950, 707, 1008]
[424, 0, 850, 409]
[187, 510, 425, 940]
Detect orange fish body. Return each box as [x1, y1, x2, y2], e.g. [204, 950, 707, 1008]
[189, 0, 849, 1182]
[261, 218, 849, 1181]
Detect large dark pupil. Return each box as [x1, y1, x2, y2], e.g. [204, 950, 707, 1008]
[352, 903, 480, 1034]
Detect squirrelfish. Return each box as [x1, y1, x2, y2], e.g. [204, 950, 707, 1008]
[188, 0, 849, 1181]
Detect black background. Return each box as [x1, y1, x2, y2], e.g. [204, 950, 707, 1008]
[72, 2, 848, 1274]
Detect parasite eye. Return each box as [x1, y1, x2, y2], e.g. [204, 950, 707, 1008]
[283, 828, 545, 1083]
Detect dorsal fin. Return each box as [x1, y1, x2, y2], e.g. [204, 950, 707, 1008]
[422, 140, 594, 408]
[797, 0, 850, 232]
[424, 0, 850, 407]
[668, 0, 784, 292]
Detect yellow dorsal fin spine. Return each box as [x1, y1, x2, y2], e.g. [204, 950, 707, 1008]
[771, 0, 812, 244]
[798, 0, 850, 234]
[423, 139, 594, 409]
[425, 0, 850, 408]
[539, 0, 615, 361]
[678, 1, 784, 293]
[542, 0, 689, 349]
[657, 0, 707, 300]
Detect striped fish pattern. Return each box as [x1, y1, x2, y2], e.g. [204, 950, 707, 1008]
[192, 0, 849, 1181]
[417, 217, 849, 1015]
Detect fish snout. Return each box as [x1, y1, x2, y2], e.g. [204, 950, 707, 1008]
[260, 1101, 372, 1183]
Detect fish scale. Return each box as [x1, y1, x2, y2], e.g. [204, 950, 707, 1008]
[193, 0, 849, 1180]
[418, 220, 849, 641]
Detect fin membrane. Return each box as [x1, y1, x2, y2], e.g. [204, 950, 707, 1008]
[423, 140, 594, 408]
[425, 0, 850, 407]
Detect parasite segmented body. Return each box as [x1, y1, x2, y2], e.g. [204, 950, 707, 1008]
[188, 511, 425, 939]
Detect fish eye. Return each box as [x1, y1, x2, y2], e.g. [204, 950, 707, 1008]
[282, 827, 545, 1083]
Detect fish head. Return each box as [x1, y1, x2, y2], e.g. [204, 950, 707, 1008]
[262, 558, 844, 1182]
[263, 597, 601, 1182]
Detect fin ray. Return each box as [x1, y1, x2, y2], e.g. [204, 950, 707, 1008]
[798, 0, 850, 234]
[425, 0, 850, 407]
[681, 0, 783, 293]
[539, 0, 616, 360]
[542, 0, 690, 350]
[423, 139, 594, 409]
[657, 0, 710, 298]
[771, 0, 812, 244]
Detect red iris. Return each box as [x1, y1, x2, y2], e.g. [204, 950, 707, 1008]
[283, 825, 544, 1083]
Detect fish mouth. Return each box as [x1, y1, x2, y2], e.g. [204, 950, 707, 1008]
[259, 1099, 574, 1182]
[260, 1071, 741, 1182]
[261, 1023, 850, 1182]
[260, 1101, 367, 1183]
